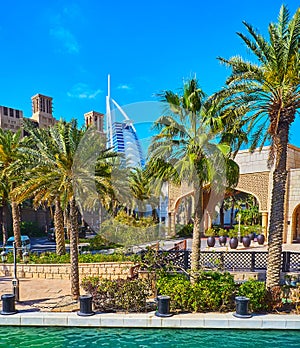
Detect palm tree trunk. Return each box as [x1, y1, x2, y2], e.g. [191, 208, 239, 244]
[191, 184, 203, 283]
[54, 199, 65, 255]
[266, 123, 289, 289]
[1, 200, 8, 246]
[70, 197, 80, 299]
[64, 208, 71, 240]
[11, 200, 22, 258]
[220, 201, 224, 228]
[230, 198, 235, 227]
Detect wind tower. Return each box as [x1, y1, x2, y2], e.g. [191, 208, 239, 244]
[31, 94, 56, 128]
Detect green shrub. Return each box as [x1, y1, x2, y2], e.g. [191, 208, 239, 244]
[20, 221, 44, 237]
[156, 273, 192, 311]
[204, 228, 216, 237]
[15, 251, 134, 264]
[238, 279, 268, 312]
[177, 224, 193, 238]
[218, 228, 228, 237]
[81, 276, 152, 312]
[157, 271, 236, 312]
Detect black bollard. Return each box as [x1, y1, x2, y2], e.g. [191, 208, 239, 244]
[233, 296, 252, 318]
[77, 294, 95, 316]
[1, 294, 17, 315]
[155, 295, 173, 317]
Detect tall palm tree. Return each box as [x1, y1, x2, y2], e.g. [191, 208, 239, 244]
[149, 78, 239, 280]
[13, 120, 84, 298]
[218, 5, 300, 288]
[16, 120, 117, 298]
[13, 125, 67, 255]
[0, 129, 27, 255]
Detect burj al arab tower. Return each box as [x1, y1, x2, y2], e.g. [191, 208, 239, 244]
[105, 75, 145, 168]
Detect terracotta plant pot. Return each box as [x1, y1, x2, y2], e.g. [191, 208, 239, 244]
[229, 237, 238, 249]
[219, 235, 227, 246]
[242, 236, 251, 248]
[257, 234, 265, 245]
[207, 236, 216, 247]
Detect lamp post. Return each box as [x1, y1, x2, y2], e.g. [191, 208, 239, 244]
[11, 242, 29, 301]
[238, 213, 241, 243]
[12, 242, 19, 301]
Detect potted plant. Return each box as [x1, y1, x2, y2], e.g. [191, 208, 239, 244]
[257, 233, 265, 245]
[253, 226, 265, 245]
[205, 228, 216, 247]
[218, 228, 227, 247]
[239, 226, 251, 247]
[242, 235, 251, 248]
[228, 230, 238, 249]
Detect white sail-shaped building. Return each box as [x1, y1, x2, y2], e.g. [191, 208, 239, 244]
[106, 75, 144, 168]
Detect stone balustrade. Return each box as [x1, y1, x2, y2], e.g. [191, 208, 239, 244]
[0, 262, 134, 281]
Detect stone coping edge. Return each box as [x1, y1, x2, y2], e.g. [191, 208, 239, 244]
[0, 312, 300, 329]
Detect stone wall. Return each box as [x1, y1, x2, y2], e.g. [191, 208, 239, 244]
[235, 172, 270, 211]
[0, 262, 134, 281]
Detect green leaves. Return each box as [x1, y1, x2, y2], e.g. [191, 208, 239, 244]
[238, 279, 268, 312]
[81, 277, 152, 312]
[157, 271, 236, 312]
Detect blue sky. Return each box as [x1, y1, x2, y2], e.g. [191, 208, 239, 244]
[1, 0, 299, 146]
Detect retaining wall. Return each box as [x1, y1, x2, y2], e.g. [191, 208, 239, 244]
[0, 262, 134, 281]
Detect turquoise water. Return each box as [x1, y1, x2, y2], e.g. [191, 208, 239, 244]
[0, 327, 299, 347]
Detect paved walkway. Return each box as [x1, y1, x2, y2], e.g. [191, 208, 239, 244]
[0, 277, 79, 312]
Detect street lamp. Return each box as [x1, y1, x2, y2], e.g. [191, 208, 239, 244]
[238, 213, 242, 243]
[12, 242, 19, 301]
[12, 242, 30, 301]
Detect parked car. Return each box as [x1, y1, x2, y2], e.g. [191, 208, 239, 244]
[5, 235, 31, 252]
[47, 227, 86, 241]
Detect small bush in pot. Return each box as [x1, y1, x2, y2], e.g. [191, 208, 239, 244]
[228, 229, 238, 249]
[257, 233, 265, 245]
[242, 235, 251, 247]
[218, 229, 228, 246]
[205, 228, 216, 247]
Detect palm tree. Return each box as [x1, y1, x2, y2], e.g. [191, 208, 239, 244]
[13, 125, 67, 255]
[218, 5, 300, 288]
[0, 178, 10, 246]
[148, 78, 239, 280]
[13, 120, 84, 298]
[128, 167, 151, 218]
[0, 129, 27, 255]
[18, 120, 118, 298]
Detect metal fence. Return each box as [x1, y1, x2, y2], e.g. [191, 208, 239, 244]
[157, 250, 300, 273]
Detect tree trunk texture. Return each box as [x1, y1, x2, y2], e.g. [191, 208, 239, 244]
[64, 208, 71, 240]
[70, 197, 80, 299]
[190, 184, 203, 283]
[54, 199, 66, 255]
[220, 201, 224, 228]
[0, 201, 8, 246]
[11, 201, 22, 258]
[266, 121, 290, 289]
[230, 199, 235, 227]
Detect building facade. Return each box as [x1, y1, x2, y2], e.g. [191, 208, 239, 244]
[168, 144, 300, 244]
[84, 110, 104, 134]
[0, 105, 24, 132]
